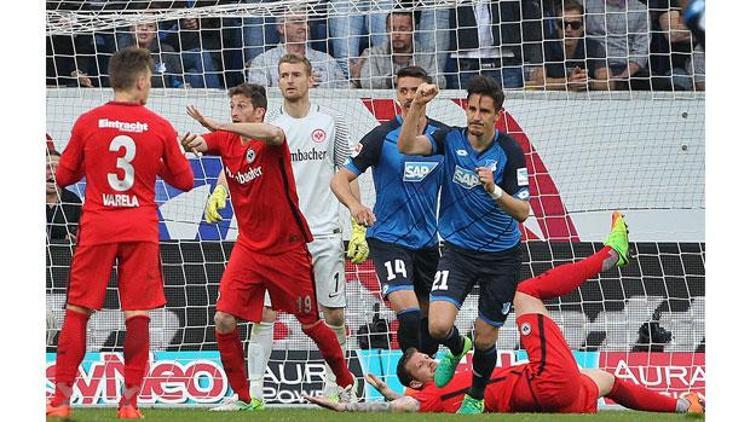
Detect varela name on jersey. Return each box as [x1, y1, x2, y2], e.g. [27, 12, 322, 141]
[102, 193, 140, 207]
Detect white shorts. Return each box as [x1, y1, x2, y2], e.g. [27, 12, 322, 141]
[264, 234, 346, 309]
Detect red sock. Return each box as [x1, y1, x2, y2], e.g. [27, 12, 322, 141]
[216, 329, 251, 403]
[302, 321, 354, 388]
[606, 376, 678, 412]
[52, 309, 89, 406]
[517, 247, 613, 300]
[120, 315, 150, 408]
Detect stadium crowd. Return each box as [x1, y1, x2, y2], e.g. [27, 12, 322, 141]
[46, 0, 704, 92]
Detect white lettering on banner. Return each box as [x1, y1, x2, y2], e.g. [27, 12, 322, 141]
[102, 193, 140, 207]
[98, 119, 149, 133]
[226, 166, 263, 184]
[613, 361, 705, 388]
[263, 361, 328, 404]
[45, 353, 228, 405]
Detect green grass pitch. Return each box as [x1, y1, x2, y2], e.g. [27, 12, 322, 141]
[60, 408, 705, 421]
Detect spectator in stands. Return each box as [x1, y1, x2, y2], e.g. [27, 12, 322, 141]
[530, 0, 609, 91]
[75, 18, 186, 88]
[448, 0, 543, 90]
[585, 0, 651, 90]
[125, 20, 186, 88]
[246, 8, 348, 88]
[46, 150, 82, 242]
[354, 11, 446, 89]
[413, 2, 451, 77]
[328, 0, 394, 79]
[646, 0, 703, 91]
[161, 6, 222, 89]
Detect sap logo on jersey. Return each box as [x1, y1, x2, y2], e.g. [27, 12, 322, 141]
[452, 166, 480, 189]
[403, 161, 438, 182]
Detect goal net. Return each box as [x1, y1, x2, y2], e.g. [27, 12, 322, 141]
[46, 0, 704, 408]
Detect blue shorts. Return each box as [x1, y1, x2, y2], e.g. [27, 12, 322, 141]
[430, 242, 522, 327]
[369, 237, 439, 301]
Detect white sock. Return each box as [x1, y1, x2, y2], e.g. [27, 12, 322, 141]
[324, 323, 347, 386]
[247, 321, 274, 400]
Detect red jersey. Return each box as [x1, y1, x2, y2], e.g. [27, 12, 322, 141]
[203, 131, 313, 254]
[56, 101, 194, 246]
[406, 365, 597, 413]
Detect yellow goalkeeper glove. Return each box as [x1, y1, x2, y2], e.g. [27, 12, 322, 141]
[347, 217, 370, 264]
[205, 184, 228, 223]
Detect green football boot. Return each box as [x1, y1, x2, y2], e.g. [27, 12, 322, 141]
[456, 394, 485, 414]
[604, 211, 630, 267]
[434, 334, 472, 387]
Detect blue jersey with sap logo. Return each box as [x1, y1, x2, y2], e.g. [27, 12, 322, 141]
[426, 127, 530, 252]
[345, 115, 447, 249]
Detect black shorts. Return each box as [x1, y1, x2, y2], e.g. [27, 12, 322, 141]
[430, 242, 522, 327]
[369, 237, 440, 302]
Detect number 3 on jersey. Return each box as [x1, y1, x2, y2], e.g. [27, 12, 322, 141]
[108, 135, 136, 191]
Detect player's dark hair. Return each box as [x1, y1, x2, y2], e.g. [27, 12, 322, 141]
[228, 83, 268, 110]
[396, 66, 432, 84]
[47, 149, 61, 158]
[558, 0, 585, 17]
[396, 347, 419, 387]
[466, 75, 505, 112]
[386, 10, 414, 31]
[109, 47, 153, 91]
[278, 52, 313, 77]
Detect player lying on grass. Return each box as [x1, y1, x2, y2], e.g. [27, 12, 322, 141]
[305, 212, 705, 415]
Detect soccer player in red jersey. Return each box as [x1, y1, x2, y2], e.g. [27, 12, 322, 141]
[46, 47, 195, 420]
[305, 212, 705, 415]
[180, 83, 356, 411]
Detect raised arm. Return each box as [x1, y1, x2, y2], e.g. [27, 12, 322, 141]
[397, 83, 438, 156]
[186, 105, 285, 146]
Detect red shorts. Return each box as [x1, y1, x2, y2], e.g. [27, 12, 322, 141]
[509, 314, 598, 413]
[216, 242, 319, 324]
[67, 242, 166, 311]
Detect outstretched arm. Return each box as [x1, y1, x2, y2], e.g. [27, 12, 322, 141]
[364, 373, 402, 402]
[186, 105, 285, 146]
[304, 395, 419, 413]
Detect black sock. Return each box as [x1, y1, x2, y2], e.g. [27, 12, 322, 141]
[420, 317, 440, 357]
[468, 345, 497, 400]
[441, 326, 464, 356]
[396, 308, 421, 352]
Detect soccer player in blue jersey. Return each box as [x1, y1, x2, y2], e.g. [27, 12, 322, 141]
[330, 66, 449, 355]
[397, 75, 531, 414]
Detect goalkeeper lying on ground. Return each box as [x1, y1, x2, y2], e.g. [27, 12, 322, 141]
[306, 212, 705, 415]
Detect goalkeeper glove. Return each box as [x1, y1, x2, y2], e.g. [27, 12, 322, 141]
[205, 184, 228, 223]
[347, 217, 370, 264]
